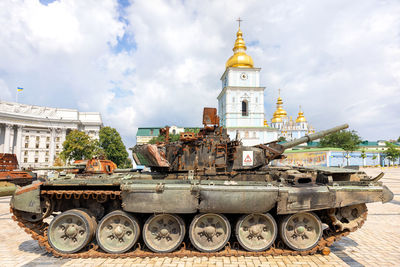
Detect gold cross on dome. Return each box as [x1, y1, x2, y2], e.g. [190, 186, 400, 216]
[236, 17, 242, 27]
[278, 88, 281, 96]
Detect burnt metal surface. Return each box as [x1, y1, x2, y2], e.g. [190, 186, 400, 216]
[0, 153, 35, 187]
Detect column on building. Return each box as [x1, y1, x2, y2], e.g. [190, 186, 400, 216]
[3, 124, 13, 153]
[49, 128, 56, 166]
[15, 125, 23, 163]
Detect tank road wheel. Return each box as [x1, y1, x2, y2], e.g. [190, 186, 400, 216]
[236, 213, 277, 252]
[96, 210, 140, 254]
[279, 212, 322, 251]
[189, 213, 231, 252]
[48, 209, 96, 254]
[143, 214, 185, 253]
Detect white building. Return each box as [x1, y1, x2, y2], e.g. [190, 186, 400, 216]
[0, 101, 102, 168]
[218, 27, 278, 146]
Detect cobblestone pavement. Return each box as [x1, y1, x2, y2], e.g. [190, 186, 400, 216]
[0, 167, 399, 267]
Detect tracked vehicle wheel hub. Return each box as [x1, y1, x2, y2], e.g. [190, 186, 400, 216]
[66, 225, 78, 237]
[249, 225, 262, 236]
[113, 225, 124, 238]
[160, 228, 169, 237]
[204, 226, 216, 237]
[295, 225, 305, 235]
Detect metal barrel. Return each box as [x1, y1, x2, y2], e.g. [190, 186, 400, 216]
[281, 123, 349, 149]
[33, 165, 85, 171]
[114, 168, 137, 173]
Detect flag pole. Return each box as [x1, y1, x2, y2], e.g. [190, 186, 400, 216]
[16, 89, 18, 103]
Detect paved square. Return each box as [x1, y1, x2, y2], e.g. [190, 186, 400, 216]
[1, 167, 399, 266]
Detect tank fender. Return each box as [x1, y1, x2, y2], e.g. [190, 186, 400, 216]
[198, 182, 278, 213]
[121, 183, 198, 213]
[277, 186, 334, 214]
[10, 182, 42, 214]
[382, 185, 394, 203]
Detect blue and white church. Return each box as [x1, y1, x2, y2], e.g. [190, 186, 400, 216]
[218, 26, 314, 146]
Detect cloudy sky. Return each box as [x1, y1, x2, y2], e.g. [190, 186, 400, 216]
[0, 0, 399, 148]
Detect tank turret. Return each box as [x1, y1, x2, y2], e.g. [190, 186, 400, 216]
[132, 108, 348, 174]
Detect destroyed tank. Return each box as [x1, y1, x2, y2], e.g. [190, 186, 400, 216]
[0, 153, 36, 196]
[10, 108, 393, 258]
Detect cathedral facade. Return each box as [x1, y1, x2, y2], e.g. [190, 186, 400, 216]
[218, 26, 314, 145]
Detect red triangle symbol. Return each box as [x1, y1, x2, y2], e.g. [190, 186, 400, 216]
[244, 154, 252, 162]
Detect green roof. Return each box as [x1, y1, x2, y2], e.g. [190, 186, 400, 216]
[136, 128, 161, 137]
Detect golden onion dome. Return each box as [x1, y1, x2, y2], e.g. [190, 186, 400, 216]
[296, 106, 307, 123]
[225, 28, 254, 69]
[271, 95, 288, 123]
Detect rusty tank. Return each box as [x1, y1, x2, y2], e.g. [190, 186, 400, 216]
[0, 153, 36, 196]
[9, 108, 393, 257]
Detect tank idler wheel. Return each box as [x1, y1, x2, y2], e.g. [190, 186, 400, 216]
[143, 214, 185, 253]
[236, 213, 277, 252]
[279, 212, 322, 251]
[96, 210, 140, 254]
[189, 213, 231, 252]
[48, 209, 96, 254]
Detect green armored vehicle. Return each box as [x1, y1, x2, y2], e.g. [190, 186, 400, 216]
[10, 108, 393, 257]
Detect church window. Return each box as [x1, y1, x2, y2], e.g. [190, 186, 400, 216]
[172, 129, 176, 135]
[242, 100, 248, 116]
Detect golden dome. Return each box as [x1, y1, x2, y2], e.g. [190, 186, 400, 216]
[225, 28, 254, 69]
[296, 106, 307, 123]
[271, 94, 287, 123]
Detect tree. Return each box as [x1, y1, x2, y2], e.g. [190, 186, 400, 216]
[277, 136, 287, 142]
[372, 154, 378, 166]
[360, 149, 366, 166]
[99, 127, 132, 168]
[397, 136, 400, 142]
[60, 130, 102, 162]
[319, 130, 362, 166]
[149, 134, 180, 144]
[383, 142, 400, 166]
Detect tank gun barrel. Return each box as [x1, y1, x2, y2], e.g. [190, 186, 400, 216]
[281, 124, 349, 149]
[32, 165, 86, 171]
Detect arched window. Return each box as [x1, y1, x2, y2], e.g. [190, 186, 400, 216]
[242, 100, 248, 116]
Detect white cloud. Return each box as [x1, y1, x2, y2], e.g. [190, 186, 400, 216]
[0, 0, 399, 149]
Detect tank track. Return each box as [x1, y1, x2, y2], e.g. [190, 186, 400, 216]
[10, 190, 365, 258]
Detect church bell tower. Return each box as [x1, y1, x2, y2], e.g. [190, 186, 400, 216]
[217, 21, 277, 145]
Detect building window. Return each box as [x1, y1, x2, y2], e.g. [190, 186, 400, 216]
[24, 151, 28, 156]
[242, 100, 248, 116]
[25, 143, 28, 148]
[256, 97, 258, 103]
[245, 131, 249, 138]
[34, 158, 38, 163]
[46, 137, 50, 142]
[232, 97, 235, 103]
[25, 136, 29, 141]
[36, 136, 40, 141]
[46, 152, 49, 156]
[172, 129, 176, 135]
[46, 144, 49, 149]
[56, 137, 60, 142]
[35, 144, 39, 149]
[45, 158, 49, 162]
[56, 145, 59, 149]
[24, 158, 28, 163]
